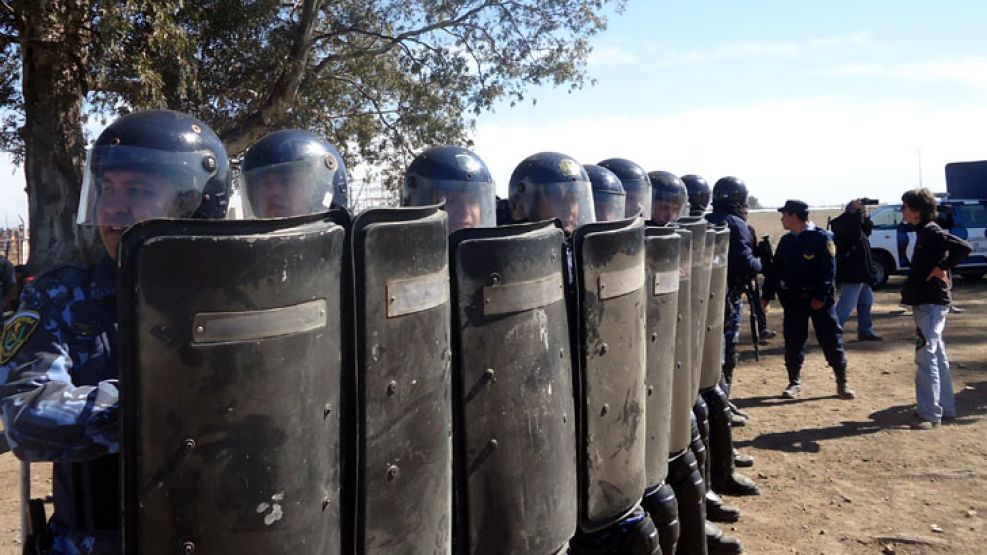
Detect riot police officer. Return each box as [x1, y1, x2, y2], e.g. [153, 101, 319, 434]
[402, 145, 497, 232]
[682, 175, 711, 217]
[762, 200, 856, 400]
[0, 110, 231, 553]
[598, 158, 652, 219]
[585, 164, 627, 222]
[241, 129, 345, 218]
[647, 171, 689, 225]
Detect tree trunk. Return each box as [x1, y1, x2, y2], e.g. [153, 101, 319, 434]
[19, 1, 99, 274]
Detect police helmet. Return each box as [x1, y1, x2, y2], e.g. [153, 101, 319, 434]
[598, 158, 651, 219]
[712, 176, 749, 206]
[77, 109, 231, 225]
[241, 129, 343, 218]
[681, 174, 710, 213]
[508, 152, 595, 233]
[403, 146, 496, 233]
[647, 170, 689, 225]
[584, 164, 626, 223]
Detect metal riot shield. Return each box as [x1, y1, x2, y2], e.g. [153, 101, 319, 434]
[700, 226, 731, 390]
[668, 228, 694, 454]
[450, 221, 577, 555]
[118, 212, 346, 554]
[351, 205, 452, 553]
[643, 226, 681, 488]
[676, 217, 712, 400]
[572, 217, 648, 532]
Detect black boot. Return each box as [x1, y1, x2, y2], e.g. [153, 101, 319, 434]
[834, 366, 856, 400]
[733, 449, 754, 468]
[643, 483, 679, 555]
[569, 504, 661, 555]
[706, 387, 759, 497]
[705, 491, 740, 523]
[705, 521, 743, 554]
[667, 450, 707, 554]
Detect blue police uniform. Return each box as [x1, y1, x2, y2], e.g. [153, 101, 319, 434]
[705, 210, 761, 394]
[1, 256, 120, 554]
[762, 221, 849, 389]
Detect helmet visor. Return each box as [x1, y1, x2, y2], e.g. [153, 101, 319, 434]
[77, 145, 218, 226]
[624, 182, 653, 219]
[524, 181, 596, 233]
[405, 179, 496, 233]
[242, 158, 335, 218]
[650, 196, 689, 225]
[593, 191, 627, 222]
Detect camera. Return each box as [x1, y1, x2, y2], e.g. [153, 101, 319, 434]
[859, 197, 879, 206]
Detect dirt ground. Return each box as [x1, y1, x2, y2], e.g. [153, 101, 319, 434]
[0, 209, 984, 554]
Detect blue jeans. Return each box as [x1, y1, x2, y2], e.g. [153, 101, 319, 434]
[835, 282, 874, 336]
[912, 304, 954, 422]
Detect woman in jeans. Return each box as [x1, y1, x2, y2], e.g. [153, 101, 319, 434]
[899, 188, 971, 429]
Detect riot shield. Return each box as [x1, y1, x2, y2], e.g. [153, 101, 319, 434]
[668, 228, 694, 454]
[118, 212, 346, 554]
[675, 216, 712, 401]
[643, 226, 681, 488]
[700, 226, 731, 390]
[351, 205, 452, 554]
[449, 221, 577, 555]
[572, 217, 647, 532]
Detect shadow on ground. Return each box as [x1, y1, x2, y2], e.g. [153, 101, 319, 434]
[734, 381, 987, 453]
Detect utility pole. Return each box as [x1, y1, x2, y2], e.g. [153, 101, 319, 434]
[916, 148, 924, 187]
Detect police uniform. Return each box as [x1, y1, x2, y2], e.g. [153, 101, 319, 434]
[1, 256, 120, 554]
[762, 200, 852, 398]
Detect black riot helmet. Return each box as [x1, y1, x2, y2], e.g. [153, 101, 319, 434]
[77, 109, 232, 225]
[402, 146, 496, 233]
[598, 157, 652, 219]
[712, 176, 749, 207]
[681, 174, 710, 214]
[241, 129, 343, 218]
[508, 152, 595, 234]
[584, 164, 626, 222]
[647, 170, 688, 225]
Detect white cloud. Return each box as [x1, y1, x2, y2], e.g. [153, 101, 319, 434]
[472, 96, 987, 207]
[588, 45, 639, 66]
[828, 57, 987, 90]
[650, 32, 882, 66]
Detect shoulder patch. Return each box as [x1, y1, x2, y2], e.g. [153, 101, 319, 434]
[826, 238, 836, 257]
[1, 311, 41, 364]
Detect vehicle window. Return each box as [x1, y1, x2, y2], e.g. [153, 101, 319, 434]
[953, 203, 987, 228]
[869, 205, 902, 228]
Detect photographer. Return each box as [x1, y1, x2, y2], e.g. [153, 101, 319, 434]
[831, 198, 882, 341]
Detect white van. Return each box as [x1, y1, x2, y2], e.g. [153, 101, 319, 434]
[866, 200, 987, 287]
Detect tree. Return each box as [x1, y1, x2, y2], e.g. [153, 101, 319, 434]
[747, 195, 763, 209]
[1, 0, 625, 272]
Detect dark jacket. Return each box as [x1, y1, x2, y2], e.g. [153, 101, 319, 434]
[762, 224, 836, 304]
[900, 221, 972, 306]
[830, 211, 874, 284]
[705, 211, 761, 286]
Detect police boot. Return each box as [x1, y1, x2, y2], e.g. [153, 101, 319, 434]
[643, 483, 679, 555]
[705, 491, 740, 523]
[834, 367, 856, 400]
[733, 449, 754, 468]
[568, 505, 662, 555]
[705, 521, 743, 554]
[667, 450, 707, 555]
[707, 390, 759, 497]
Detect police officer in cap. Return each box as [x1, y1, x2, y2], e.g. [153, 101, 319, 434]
[402, 145, 497, 232]
[0, 110, 231, 553]
[241, 129, 346, 218]
[647, 171, 689, 225]
[761, 200, 856, 400]
[598, 158, 651, 218]
[584, 164, 626, 222]
[682, 175, 711, 217]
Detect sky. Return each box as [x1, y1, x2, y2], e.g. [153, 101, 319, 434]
[3, 0, 987, 222]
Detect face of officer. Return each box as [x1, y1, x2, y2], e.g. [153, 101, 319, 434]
[249, 169, 319, 218]
[537, 189, 582, 233]
[625, 189, 648, 218]
[901, 204, 922, 225]
[651, 199, 682, 226]
[780, 211, 803, 231]
[443, 188, 484, 233]
[96, 169, 183, 260]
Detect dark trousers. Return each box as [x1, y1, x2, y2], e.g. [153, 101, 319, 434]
[720, 287, 744, 392]
[779, 292, 847, 384]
